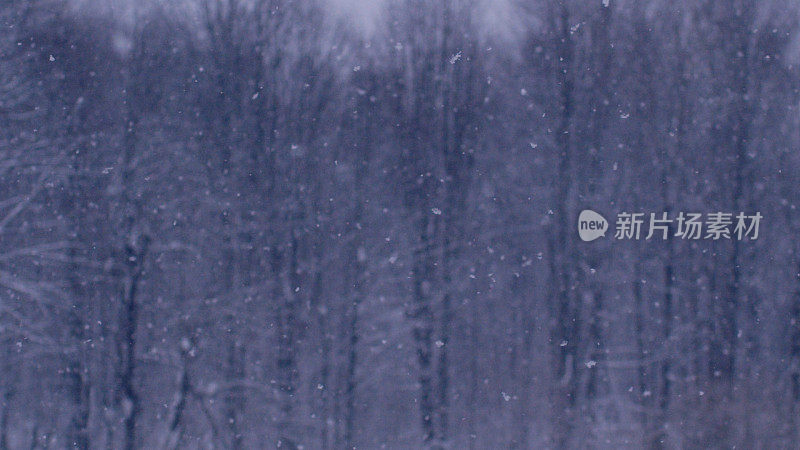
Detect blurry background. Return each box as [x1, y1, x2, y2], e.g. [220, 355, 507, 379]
[1, 0, 800, 448]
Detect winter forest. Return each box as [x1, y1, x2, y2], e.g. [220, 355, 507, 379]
[2, 0, 800, 448]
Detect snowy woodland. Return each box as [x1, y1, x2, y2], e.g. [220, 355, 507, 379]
[1, 0, 800, 448]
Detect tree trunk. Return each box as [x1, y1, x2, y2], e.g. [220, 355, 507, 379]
[551, 3, 578, 447]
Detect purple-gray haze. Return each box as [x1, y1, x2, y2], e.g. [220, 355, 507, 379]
[1, 0, 799, 448]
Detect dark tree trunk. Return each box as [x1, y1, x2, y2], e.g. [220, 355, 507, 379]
[551, 3, 578, 447]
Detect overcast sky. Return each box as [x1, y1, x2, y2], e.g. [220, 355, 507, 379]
[68, 0, 524, 43]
